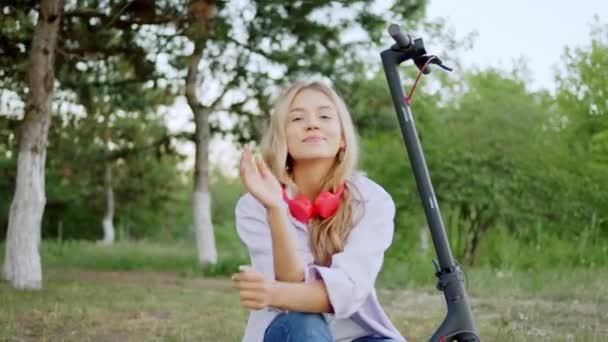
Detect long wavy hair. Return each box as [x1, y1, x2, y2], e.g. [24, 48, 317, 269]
[260, 80, 361, 266]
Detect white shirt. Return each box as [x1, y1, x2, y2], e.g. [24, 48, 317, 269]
[235, 172, 406, 342]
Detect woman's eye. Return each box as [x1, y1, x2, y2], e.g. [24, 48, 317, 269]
[321, 114, 332, 119]
[291, 117, 302, 122]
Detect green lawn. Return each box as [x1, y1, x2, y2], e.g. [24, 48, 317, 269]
[0, 241, 606, 341]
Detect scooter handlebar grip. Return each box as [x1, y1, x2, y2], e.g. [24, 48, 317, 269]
[388, 24, 412, 48]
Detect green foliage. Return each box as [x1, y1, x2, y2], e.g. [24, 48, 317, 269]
[554, 19, 608, 235]
[209, 173, 246, 229]
[0, 219, 249, 277]
[1, 0, 432, 243]
[339, 71, 402, 133]
[0, 1, 606, 278]
[30, 104, 190, 241]
[355, 31, 608, 265]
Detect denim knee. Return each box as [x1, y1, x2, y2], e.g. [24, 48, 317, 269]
[264, 312, 331, 342]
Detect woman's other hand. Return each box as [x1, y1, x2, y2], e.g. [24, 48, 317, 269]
[232, 265, 276, 310]
[239, 144, 282, 209]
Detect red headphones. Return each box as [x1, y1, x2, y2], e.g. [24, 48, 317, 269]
[281, 183, 346, 223]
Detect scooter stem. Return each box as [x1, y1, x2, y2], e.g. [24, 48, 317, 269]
[380, 24, 480, 342]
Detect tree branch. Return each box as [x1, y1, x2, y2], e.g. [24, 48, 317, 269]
[225, 36, 286, 66]
[64, 9, 185, 30]
[56, 46, 143, 59]
[60, 74, 182, 89]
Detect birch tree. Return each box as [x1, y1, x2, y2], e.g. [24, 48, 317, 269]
[3, 0, 63, 289]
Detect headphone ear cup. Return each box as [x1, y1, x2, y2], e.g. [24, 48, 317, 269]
[314, 191, 341, 219]
[282, 188, 315, 223]
[290, 196, 315, 223]
[281, 184, 345, 223]
[314, 183, 346, 219]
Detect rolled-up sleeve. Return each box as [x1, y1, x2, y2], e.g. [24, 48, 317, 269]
[235, 194, 274, 279]
[304, 190, 396, 319]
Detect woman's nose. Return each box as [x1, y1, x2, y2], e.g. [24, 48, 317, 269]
[305, 116, 320, 130]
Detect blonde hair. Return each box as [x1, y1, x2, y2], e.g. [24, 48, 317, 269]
[260, 80, 361, 266]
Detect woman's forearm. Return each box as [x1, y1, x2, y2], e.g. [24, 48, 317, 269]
[266, 205, 304, 282]
[270, 280, 332, 313]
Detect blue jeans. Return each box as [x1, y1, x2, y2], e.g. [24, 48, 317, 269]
[264, 312, 399, 342]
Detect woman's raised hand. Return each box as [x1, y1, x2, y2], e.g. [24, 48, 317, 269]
[239, 144, 282, 209]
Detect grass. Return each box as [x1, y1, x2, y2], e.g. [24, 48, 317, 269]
[0, 269, 248, 341]
[1, 267, 606, 341]
[38, 222, 250, 277]
[0, 238, 606, 341]
[40, 239, 249, 278]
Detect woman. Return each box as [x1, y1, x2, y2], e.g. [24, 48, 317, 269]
[232, 80, 405, 342]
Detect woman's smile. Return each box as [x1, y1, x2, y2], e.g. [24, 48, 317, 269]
[303, 136, 325, 143]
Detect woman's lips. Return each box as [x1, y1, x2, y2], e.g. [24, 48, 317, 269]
[303, 136, 324, 143]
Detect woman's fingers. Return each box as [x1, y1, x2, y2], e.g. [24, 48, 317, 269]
[234, 280, 264, 291]
[255, 157, 269, 178]
[232, 266, 266, 291]
[231, 265, 259, 280]
[239, 290, 262, 301]
[239, 145, 251, 172]
[239, 264, 252, 272]
[232, 265, 270, 310]
[241, 299, 265, 310]
[234, 271, 264, 283]
[239, 146, 256, 184]
[238, 149, 247, 179]
[240, 145, 264, 180]
[239, 266, 265, 280]
[239, 145, 280, 191]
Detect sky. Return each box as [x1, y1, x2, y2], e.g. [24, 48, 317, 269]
[425, 0, 607, 92]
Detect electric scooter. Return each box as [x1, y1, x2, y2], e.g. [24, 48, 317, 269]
[380, 24, 480, 342]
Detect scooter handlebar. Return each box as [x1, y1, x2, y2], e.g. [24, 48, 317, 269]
[388, 24, 412, 49]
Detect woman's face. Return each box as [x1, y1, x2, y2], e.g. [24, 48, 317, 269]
[285, 88, 345, 163]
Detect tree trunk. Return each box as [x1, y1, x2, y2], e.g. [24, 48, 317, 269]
[464, 227, 482, 267]
[457, 202, 470, 261]
[193, 190, 216, 264]
[590, 210, 597, 236]
[99, 163, 115, 245]
[187, 53, 217, 265]
[463, 208, 495, 266]
[190, 97, 218, 264]
[3, 0, 63, 289]
[185, 0, 218, 265]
